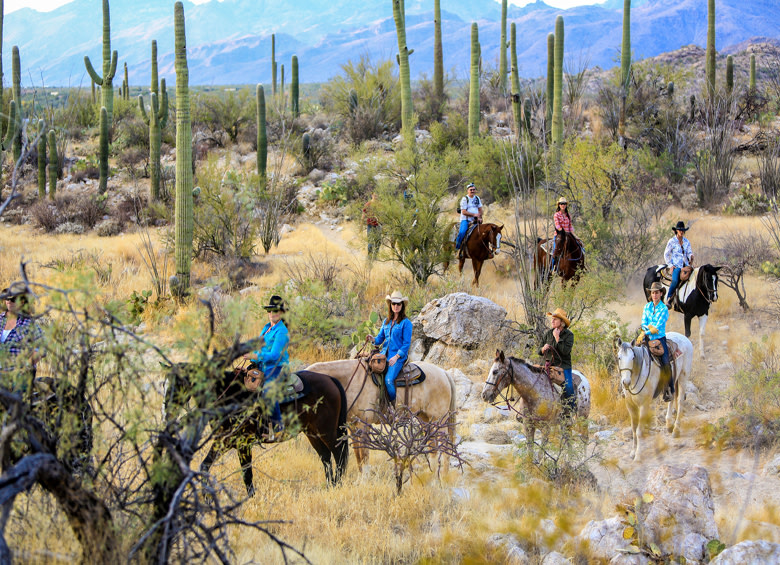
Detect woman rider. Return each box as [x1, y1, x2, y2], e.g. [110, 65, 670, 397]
[540, 308, 576, 414]
[663, 221, 694, 308]
[642, 281, 673, 400]
[243, 295, 289, 439]
[551, 197, 575, 273]
[365, 290, 412, 405]
[0, 283, 43, 390]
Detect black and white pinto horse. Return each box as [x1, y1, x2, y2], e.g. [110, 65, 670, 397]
[643, 264, 721, 358]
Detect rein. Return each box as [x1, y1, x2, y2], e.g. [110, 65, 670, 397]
[621, 346, 650, 396]
[487, 361, 524, 417]
[346, 342, 371, 414]
[696, 272, 715, 304]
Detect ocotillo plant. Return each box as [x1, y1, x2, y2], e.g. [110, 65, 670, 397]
[619, 0, 631, 140]
[705, 0, 716, 104]
[271, 34, 277, 97]
[392, 0, 414, 146]
[546, 33, 554, 143]
[551, 16, 564, 160]
[291, 55, 299, 119]
[37, 120, 46, 198]
[726, 55, 733, 96]
[99, 107, 109, 193]
[750, 54, 756, 92]
[433, 0, 443, 102]
[85, 0, 118, 125]
[468, 23, 480, 148]
[256, 84, 267, 179]
[11, 46, 22, 164]
[499, 0, 508, 93]
[510, 23, 522, 138]
[139, 40, 169, 201]
[48, 130, 57, 199]
[173, 1, 193, 296]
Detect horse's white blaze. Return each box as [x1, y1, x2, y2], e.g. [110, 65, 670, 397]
[495, 233, 501, 253]
[482, 362, 501, 401]
[712, 275, 718, 301]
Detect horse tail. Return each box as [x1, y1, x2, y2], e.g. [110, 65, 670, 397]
[331, 376, 350, 482]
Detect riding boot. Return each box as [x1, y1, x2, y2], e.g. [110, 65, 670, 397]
[660, 363, 674, 402]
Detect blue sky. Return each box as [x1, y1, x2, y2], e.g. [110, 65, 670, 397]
[6, 0, 607, 15]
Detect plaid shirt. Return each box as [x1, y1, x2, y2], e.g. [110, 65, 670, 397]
[0, 313, 43, 367]
[554, 211, 573, 233]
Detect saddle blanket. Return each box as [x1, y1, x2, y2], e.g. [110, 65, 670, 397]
[370, 363, 426, 387]
[279, 373, 306, 405]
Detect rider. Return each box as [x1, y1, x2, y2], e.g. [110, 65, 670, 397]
[244, 294, 290, 439]
[455, 183, 483, 255]
[365, 290, 412, 405]
[0, 283, 43, 387]
[540, 308, 576, 414]
[664, 220, 694, 308]
[551, 196, 574, 274]
[642, 281, 673, 400]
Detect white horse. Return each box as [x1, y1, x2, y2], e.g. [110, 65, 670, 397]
[305, 359, 457, 471]
[615, 332, 693, 462]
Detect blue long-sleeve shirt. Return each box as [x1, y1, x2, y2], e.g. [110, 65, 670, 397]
[641, 301, 669, 339]
[252, 321, 289, 374]
[374, 317, 412, 360]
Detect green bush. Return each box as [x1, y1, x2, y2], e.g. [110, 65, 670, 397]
[428, 113, 468, 154]
[724, 185, 770, 215]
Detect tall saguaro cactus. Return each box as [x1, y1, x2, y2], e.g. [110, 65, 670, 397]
[84, 0, 118, 125]
[122, 62, 129, 100]
[510, 23, 522, 138]
[619, 0, 631, 140]
[291, 55, 299, 119]
[271, 34, 277, 97]
[11, 46, 22, 164]
[0, 0, 4, 133]
[726, 55, 733, 96]
[551, 16, 564, 160]
[48, 130, 57, 199]
[256, 84, 267, 179]
[546, 33, 554, 143]
[99, 107, 109, 193]
[705, 0, 716, 104]
[139, 40, 169, 201]
[433, 0, 443, 102]
[173, 1, 193, 296]
[37, 120, 47, 198]
[392, 0, 414, 146]
[468, 22, 480, 148]
[499, 0, 508, 93]
[749, 54, 756, 92]
[281, 63, 285, 110]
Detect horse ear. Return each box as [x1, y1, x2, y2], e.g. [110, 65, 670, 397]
[497, 349, 505, 363]
[714, 266, 723, 272]
[612, 335, 622, 353]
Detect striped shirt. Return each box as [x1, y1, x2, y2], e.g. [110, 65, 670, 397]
[554, 211, 573, 233]
[641, 301, 669, 339]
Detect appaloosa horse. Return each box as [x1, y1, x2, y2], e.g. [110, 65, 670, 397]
[615, 332, 693, 462]
[481, 351, 591, 460]
[643, 264, 721, 358]
[445, 223, 504, 287]
[534, 229, 585, 287]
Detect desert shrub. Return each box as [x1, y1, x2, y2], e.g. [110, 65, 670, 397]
[95, 218, 123, 237]
[758, 140, 780, 199]
[342, 102, 386, 145]
[55, 221, 85, 234]
[71, 193, 108, 228]
[64, 89, 98, 129]
[294, 129, 335, 173]
[30, 200, 62, 231]
[30, 193, 106, 231]
[192, 89, 253, 147]
[724, 185, 770, 215]
[466, 137, 513, 203]
[428, 113, 468, 153]
[413, 72, 448, 127]
[118, 146, 148, 179]
[693, 101, 737, 208]
[113, 116, 149, 153]
[111, 96, 141, 123]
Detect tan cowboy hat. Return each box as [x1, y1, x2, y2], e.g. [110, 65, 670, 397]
[557, 196, 568, 205]
[547, 307, 570, 328]
[385, 290, 409, 304]
[648, 281, 665, 293]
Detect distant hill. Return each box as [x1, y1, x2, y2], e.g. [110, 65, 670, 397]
[3, 0, 779, 87]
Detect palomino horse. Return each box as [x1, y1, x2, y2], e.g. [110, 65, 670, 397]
[643, 264, 721, 358]
[481, 351, 591, 460]
[533, 230, 585, 287]
[164, 364, 349, 496]
[305, 359, 457, 470]
[615, 332, 693, 462]
[444, 223, 504, 287]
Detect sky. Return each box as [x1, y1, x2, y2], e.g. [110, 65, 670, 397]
[5, 0, 606, 15]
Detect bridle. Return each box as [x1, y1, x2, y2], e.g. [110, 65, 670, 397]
[485, 360, 523, 417]
[696, 269, 718, 304]
[478, 225, 501, 256]
[619, 344, 650, 396]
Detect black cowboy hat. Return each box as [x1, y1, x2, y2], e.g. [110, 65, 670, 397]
[0, 282, 29, 301]
[263, 295, 286, 312]
[672, 221, 690, 232]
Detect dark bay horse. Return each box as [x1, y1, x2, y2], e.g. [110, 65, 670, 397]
[445, 222, 504, 287]
[534, 229, 585, 286]
[643, 264, 721, 358]
[164, 365, 349, 496]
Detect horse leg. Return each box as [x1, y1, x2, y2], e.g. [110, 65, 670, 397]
[458, 255, 466, 274]
[200, 439, 224, 477]
[352, 423, 370, 472]
[671, 382, 684, 438]
[307, 435, 336, 485]
[472, 259, 483, 287]
[697, 314, 708, 360]
[665, 396, 676, 434]
[236, 440, 255, 497]
[634, 402, 653, 462]
[525, 421, 536, 462]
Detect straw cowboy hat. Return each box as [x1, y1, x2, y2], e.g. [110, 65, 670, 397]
[648, 281, 665, 293]
[672, 220, 690, 232]
[547, 308, 570, 328]
[263, 295, 287, 312]
[556, 196, 568, 205]
[385, 290, 409, 305]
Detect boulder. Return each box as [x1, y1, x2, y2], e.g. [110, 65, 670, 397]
[424, 341, 480, 368]
[448, 368, 475, 410]
[763, 454, 780, 477]
[710, 540, 780, 564]
[578, 516, 638, 562]
[418, 292, 507, 348]
[486, 533, 530, 565]
[541, 552, 571, 565]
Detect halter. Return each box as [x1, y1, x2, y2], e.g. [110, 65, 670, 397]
[478, 225, 501, 256]
[486, 358, 556, 420]
[619, 345, 650, 396]
[696, 269, 718, 304]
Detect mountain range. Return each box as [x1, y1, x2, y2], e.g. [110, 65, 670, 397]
[4, 0, 779, 87]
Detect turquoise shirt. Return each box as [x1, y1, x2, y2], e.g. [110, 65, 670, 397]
[252, 320, 289, 374]
[641, 301, 669, 339]
[374, 317, 412, 360]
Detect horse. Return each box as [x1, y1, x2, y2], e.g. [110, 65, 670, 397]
[643, 264, 721, 358]
[304, 359, 457, 471]
[481, 351, 591, 461]
[164, 365, 349, 496]
[533, 229, 585, 287]
[444, 222, 504, 287]
[615, 332, 693, 462]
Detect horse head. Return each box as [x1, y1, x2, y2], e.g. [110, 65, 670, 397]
[482, 349, 510, 402]
[698, 265, 722, 303]
[616, 341, 644, 389]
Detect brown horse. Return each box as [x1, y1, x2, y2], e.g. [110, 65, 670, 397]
[445, 222, 504, 287]
[534, 229, 585, 286]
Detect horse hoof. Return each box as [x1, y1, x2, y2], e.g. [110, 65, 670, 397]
[672, 428, 680, 438]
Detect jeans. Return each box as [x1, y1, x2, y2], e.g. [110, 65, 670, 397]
[261, 364, 286, 427]
[384, 357, 405, 402]
[561, 368, 576, 413]
[455, 220, 470, 249]
[666, 267, 681, 301]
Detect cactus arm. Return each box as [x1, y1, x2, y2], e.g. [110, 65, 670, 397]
[468, 22, 480, 147]
[158, 79, 169, 129]
[551, 15, 564, 159]
[108, 49, 118, 81]
[139, 94, 150, 124]
[84, 56, 104, 85]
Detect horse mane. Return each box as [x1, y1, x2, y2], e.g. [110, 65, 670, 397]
[505, 356, 542, 373]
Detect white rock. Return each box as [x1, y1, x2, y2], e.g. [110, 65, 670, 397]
[418, 293, 507, 347]
[578, 517, 637, 562]
[541, 552, 572, 565]
[710, 540, 780, 564]
[763, 454, 780, 476]
[486, 533, 530, 565]
[448, 368, 474, 409]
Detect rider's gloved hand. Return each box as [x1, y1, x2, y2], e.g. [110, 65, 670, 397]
[647, 325, 658, 334]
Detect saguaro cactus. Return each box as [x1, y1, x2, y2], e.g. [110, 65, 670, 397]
[281, 63, 285, 110]
[84, 0, 118, 125]
[499, 0, 508, 93]
[552, 16, 564, 159]
[11, 46, 22, 164]
[523, 97, 532, 135]
[726, 55, 733, 96]
[433, 0, 443, 102]
[619, 0, 631, 140]
[271, 34, 277, 97]
[291, 55, 299, 119]
[123, 62, 129, 100]
[0, 1, 4, 130]
[749, 54, 756, 92]
[705, 0, 716, 104]
[173, 1, 193, 295]
[0, 100, 17, 194]
[546, 33, 554, 143]
[139, 40, 169, 201]
[98, 107, 109, 193]
[256, 84, 267, 179]
[392, 0, 414, 145]
[48, 130, 57, 199]
[37, 120, 47, 198]
[510, 23, 522, 138]
[468, 23, 480, 148]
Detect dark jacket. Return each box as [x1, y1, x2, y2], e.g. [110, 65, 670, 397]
[539, 327, 574, 370]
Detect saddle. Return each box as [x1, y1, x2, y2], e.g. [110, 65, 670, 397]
[368, 362, 426, 388]
[661, 265, 693, 283]
[459, 222, 480, 259]
[645, 340, 680, 400]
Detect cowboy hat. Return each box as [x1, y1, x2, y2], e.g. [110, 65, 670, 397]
[648, 281, 665, 293]
[0, 282, 29, 301]
[385, 290, 409, 304]
[263, 295, 287, 312]
[547, 307, 570, 328]
[672, 221, 689, 232]
[556, 196, 568, 205]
